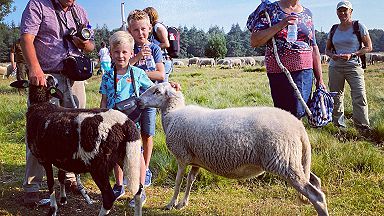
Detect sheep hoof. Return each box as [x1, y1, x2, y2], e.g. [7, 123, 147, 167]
[175, 202, 187, 210]
[165, 203, 175, 210]
[59, 197, 67, 205]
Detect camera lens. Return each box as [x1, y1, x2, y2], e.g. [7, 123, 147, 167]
[80, 28, 92, 40]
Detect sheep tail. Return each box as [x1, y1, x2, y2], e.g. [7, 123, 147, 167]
[300, 131, 312, 181]
[123, 139, 142, 194]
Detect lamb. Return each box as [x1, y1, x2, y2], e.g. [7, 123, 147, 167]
[139, 83, 329, 216]
[11, 76, 143, 216]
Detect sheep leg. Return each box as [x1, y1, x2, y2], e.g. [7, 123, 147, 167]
[289, 178, 329, 216]
[44, 164, 58, 216]
[133, 184, 143, 216]
[58, 170, 67, 205]
[165, 163, 186, 210]
[90, 171, 114, 215]
[175, 166, 199, 210]
[75, 174, 93, 204]
[310, 172, 322, 190]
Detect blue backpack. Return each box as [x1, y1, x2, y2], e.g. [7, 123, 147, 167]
[308, 86, 337, 128]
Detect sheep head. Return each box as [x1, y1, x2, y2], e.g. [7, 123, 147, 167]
[139, 83, 185, 111]
[10, 75, 63, 104]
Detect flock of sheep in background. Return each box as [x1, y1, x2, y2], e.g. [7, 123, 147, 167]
[173, 56, 266, 68]
[172, 52, 384, 69]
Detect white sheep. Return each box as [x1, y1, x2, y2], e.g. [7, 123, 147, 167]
[198, 58, 216, 67]
[187, 57, 200, 66]
[139, 83, 329, 216]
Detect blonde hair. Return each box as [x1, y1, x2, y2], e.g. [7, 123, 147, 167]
[109, 31, 134, 51]
[127, 9, 151, 27]
[143, 7, 159, 25]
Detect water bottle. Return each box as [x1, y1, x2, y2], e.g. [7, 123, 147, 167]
[287, 13, 298, 42]
[145, 55, 156, 71]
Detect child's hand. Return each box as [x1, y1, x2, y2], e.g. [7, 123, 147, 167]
[139, 45, 152, 59]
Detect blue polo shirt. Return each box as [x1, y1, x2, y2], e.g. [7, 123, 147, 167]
[99, 65, 153, 109]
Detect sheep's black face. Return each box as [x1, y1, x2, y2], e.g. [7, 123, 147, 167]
[29, 76, 63, 104]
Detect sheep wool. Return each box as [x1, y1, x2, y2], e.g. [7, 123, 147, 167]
[139, 83, 329, 216]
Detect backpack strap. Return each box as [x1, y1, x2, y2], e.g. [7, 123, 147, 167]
[352, 20, 363, 49]
[329, 24, 339, 54]
[352, 20, 367, 69]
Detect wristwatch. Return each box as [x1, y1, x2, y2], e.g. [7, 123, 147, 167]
[351, 53, 358, 58]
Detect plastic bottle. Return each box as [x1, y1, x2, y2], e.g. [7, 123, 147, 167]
[145, 54, 156, 71]
[287, 13, 298, 42]
[143, 44, 156, 71]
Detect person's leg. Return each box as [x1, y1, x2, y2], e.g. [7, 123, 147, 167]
[344, 66, 370, 128]
[72, 81, 86, 109]
[53, 75, 85, 184]
[290, 69, 313, 118]
[267, 72, 299, 117]
[23, 144, 45, 204]
[328, 66, 347, 127]
[140, 108, 156, 169]
[140, 107, 156, 187]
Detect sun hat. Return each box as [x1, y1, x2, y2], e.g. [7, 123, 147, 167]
[337, 1, 353, 10]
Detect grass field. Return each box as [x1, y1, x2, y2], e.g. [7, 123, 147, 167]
[0, 63, 384, 215]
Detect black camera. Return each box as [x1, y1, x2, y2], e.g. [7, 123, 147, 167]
[67, 26, 92, 41]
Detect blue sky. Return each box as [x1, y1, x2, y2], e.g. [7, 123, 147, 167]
[4, 0, 383, 33]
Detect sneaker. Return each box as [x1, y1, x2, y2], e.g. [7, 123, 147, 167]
[144, 169, 152, 187]
[24, 192, 40, 205]
[128, 191, 146, 208]
[112, 184, 125, 200]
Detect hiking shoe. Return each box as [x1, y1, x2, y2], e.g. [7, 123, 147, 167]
[144, 169, 152, 187]
[24, 192, 40, 205]
[128, 191, 146, 208]
[112, 184, 125, 200]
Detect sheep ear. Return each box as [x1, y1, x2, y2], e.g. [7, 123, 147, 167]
[48, 87, 64, 100]
[165, 83, 178, 98]
[10, 80, 29, 88]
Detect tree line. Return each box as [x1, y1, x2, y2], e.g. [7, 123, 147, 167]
[1, 22, 384, 62]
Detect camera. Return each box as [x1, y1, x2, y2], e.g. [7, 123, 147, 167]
[67, 26, 92, 41]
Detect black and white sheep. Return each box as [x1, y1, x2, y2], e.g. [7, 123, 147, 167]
[139, 83, 329, 216]
[11, 76, 143, 216]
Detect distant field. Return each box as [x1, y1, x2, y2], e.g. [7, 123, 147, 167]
[0, 63, 383, 215]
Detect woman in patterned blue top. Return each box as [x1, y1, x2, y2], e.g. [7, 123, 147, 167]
[247, 0, 325, 119]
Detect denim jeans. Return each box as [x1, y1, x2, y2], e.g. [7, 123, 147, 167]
[140, 107, 156, 136]
[267, 69, 313, 119]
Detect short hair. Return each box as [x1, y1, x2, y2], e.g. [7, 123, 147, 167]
[127, 9, 151, 27]
[143, 7, 159, 25]
[109, 31, 134, 51]
[100, 41, 106, 47]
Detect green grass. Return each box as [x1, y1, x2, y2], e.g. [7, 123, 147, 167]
[0, 63, 383, 215]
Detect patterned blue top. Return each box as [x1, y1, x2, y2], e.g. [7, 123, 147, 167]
[247, 1, 317, 73]
[99, 65, 153, 109]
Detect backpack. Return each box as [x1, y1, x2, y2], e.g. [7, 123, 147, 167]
[153, 22, 180, 58]
[329, 20, 366, 69]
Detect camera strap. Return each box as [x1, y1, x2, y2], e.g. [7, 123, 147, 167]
[114, 66, 139, 100]
[49, 0, 83, 52]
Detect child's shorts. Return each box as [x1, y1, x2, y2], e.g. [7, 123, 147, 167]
[140, 107, 156, 136]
